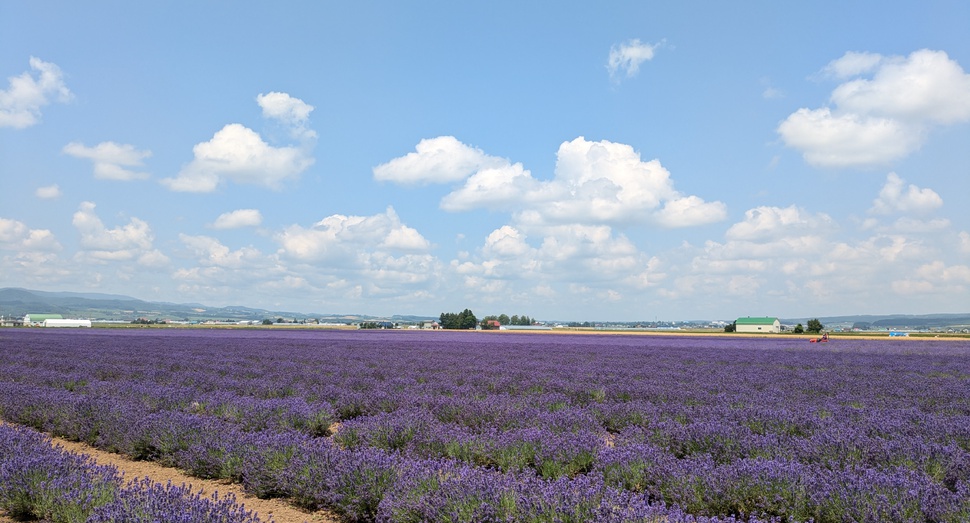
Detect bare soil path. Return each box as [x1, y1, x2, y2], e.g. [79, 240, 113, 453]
[0, 427, 340, 523]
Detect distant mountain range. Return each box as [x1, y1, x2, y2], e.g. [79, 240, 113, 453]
[0, 288, 433, 324]
[781, 313, 970, 330]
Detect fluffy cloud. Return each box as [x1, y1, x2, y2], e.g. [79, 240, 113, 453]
[821, 51, 883, 79]
[179, 234, 266, 269]
[373, 136, 507, 184]
[870, 172, 943, 215]
[35, 184, 61, 199]
[892, 261, 970, 296]
[277, 206, 431, 263]
[162, 93, 315, 192]
[438, 136, 726, 228]
[0, 218, 60, 251]
[777, 108, 920, 167]
[63, 141, 152, 181]
[440, 162, 540, 211]
[72, 202, 167, 265]
[256, 91, 316, 140]
[961, 232, 970, 254]
[210, 209, 263, 229]
[272, 207, 440, 303]
[0, 57, 72, 129]
[607, 39, 663, 80]
[726, 205, 836, 242]
[454, 220, 665, 306]
[779, 49, 970, 168]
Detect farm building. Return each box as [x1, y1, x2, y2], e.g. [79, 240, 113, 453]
[24, 313, 63, 326]
[499, 324, 552, 331]
[43, 319, 92, 328]
[735, 316, 781, 333]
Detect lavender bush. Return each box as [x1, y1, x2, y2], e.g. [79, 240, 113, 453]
[1, 328, 969, 522]
[0, 423, 269, 523]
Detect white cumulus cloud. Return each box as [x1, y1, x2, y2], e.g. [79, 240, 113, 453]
[72, 201, 167, 265]
[0, 218, 60, 251]
[441, 136, 726, 228]
[0, 57, 72, 129]
[959, 231, 970, 254]
[162, 93, 315, 192]
[821, 51, 883, 79]
[373, 136, 507, 184]
[277, 206, 431, 263]
[870, 172, 943, 215]
[180, 234, 266, 269]
[726, 205, 836, 242]
[256, 91, 316, 140]
[607, 39, 663, 81]
[35, 184, 61, 199]
[779, 49, 970, 168]
[163, 123, 314, 192]
[63, 141, 152, 181]
[211, 209, 263, 229]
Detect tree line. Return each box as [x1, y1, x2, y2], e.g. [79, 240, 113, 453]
[437, 310, 537, 330]
[439, 309, 478, 330]
[480, 313, 535, 329]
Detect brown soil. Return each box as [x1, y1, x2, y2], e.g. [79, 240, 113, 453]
[0, 426, 340, 523]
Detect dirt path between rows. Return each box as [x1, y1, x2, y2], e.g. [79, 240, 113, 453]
[0, 427, 340, 523]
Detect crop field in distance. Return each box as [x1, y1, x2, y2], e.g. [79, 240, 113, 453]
[2, 328, 970, 522]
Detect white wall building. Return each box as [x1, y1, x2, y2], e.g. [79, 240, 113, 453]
[42, 319, 92, 328]
[735, 317, 781, 333]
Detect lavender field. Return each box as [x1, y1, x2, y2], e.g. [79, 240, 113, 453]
[2, 328, 970, 522]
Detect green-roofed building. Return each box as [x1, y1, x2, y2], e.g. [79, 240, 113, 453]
[735, 316, 781, 333]
[24, 313, 63, 326]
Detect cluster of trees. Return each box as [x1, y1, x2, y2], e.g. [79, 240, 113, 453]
[793, 319, 824, 334]
[439, 309, 478, 330]
[359, 321, 395, 329]
[130, 318, 165, 325]
[480, 313, 535, 329]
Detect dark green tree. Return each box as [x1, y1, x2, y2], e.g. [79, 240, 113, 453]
[807, 318, 823, 334]
[439, 309, 477, 329]
[439, 312, 458, 329]
[724, 321, 736, 333]
[498, 313, 510, 325]
[793, 323, 804, 334]
[459, 309, 478, 329]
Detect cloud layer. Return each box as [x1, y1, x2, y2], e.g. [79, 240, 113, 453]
[381, 136, 727, 229]
[64, 141, 152, 181]
[0, 57, 72, 129]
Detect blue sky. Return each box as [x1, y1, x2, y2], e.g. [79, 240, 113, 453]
[2, 1, 969, 321]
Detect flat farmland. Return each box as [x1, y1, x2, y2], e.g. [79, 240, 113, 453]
[2, 329, 970, 522]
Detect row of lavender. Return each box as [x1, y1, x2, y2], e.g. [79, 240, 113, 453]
[2, 328, 970, 521]
[0, 423, 267, 523]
